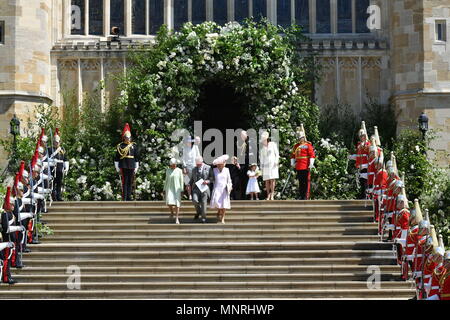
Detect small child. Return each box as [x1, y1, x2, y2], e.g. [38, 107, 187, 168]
[246, 163, 261, 200]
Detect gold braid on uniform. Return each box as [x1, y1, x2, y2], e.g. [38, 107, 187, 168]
[117, 142, 135, 159]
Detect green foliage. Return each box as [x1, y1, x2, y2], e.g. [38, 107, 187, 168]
[392, 129, 432, 200]
[120, 20, 320, 200]
[311, 138, 358, 199]
[319, 104, 359, 150]
[319, 102, 397, 152]
[391, 129, 449, 247]
[361, 101, 397, 151]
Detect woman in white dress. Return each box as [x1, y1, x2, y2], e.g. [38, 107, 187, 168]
[210, 154, 233, 224]
[163, 158, 184, 224]
[259, 131, 279, 200]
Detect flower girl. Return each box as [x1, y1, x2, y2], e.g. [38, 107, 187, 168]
[246, 163, 261, 200]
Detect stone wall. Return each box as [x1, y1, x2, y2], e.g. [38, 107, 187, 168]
[391, 0, 450, 167]
[0, 0, 54, 168]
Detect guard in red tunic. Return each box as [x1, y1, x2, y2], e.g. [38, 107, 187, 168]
[439, 251, 450, 300]
[393, 186, 410, 267]
[1, 187, 19, 284]
[290, 124, 315, 200]
[402, 199, 423, 280]
[348, 121, 370, 199]
[372, 151, 387, 223]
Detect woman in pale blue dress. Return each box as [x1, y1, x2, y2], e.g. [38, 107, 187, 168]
[210, 154, 232, 224]
[164, 158, 184, 224]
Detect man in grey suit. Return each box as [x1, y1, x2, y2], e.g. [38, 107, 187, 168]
[189, 156, 214, 223]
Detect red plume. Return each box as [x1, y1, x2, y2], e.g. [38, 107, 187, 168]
[12, 173, 20, 197]
[3, 186, 12, 211]
[122, 123, 131, 139]
[55, 128, 60, 137]
[18, 161, 25, 182]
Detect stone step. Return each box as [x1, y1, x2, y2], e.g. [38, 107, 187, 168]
[13, 265, 402, 274]
[5, 280, 410, 289]
[50, 200, 371, 207]
[22, 257, 398, 267]
[42, 215, 374, 223]
[44, 210, 374, 218]
[27, 242, 393, 252]
[45, 222, 377, 230]
[41, 234, 382, 242]
[42, 228, 379, 236]
[50, 205, 372, 213]
[23, 249, 395, 259]
[0, 289, 414, 299]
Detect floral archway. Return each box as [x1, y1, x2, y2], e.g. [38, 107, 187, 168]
[118, 20, 320, 200]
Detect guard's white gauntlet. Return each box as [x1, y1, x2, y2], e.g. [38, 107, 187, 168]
[309, 158, 315, 169]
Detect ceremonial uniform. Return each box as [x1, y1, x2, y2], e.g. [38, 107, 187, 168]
[1, 187, 17, 284]
[356, 140, 370, 199]
[290, 129, 315, 200]
[373, 165, 388, 224]
[114, 123, 140, 201]
[439, 270, 450, 300]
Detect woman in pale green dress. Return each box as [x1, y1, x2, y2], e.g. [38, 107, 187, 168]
[163, 158, 184, 224]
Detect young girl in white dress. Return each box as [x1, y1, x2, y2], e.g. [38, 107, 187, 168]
[246, 163, 261, 200]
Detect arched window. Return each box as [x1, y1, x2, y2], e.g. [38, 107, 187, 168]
[337, 0, 352, 33]
[277, 0, 291, 28]
[235, 0, 249, 23]
[132, 0, 146, 34]
[295, 0, 309, 33]
[174, 0, 188, 31]
[213, 0, 228, 26]
[316, 0, 331, 33]
[355, 0, 370, 33]
[252, 0, 267, 22]
[110, 0, 125, 35]
[71, 0, 85, 35]
[89, 0, 103, 35]
[192, 0, 207, 25]
[149, 0, 164, 34]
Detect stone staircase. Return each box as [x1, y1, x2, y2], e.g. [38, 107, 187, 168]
[3, 200, 415, 299]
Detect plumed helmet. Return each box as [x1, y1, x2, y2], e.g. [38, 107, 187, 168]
[2, 186, 12, 212]
[413, 199, 424, 223]
[54, 128, 61, 143]
[425, 235, 434, 252]
[374, 126, 381, 146]
[435, 246, 445, 257]
[122, 123, 132, 139]
[360, 121, 368, 139]
[444, 251, 450, 261]
[386, 160, 393, 169]
[418, 220, 430, 233]
[430, 225, 439, 250]
[297, 124, 306, 140]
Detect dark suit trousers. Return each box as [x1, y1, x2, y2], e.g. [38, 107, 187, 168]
[192, 190, 208, 219]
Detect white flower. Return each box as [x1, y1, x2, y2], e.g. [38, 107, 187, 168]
[76, 175, 87, 184]
[89, 147, 95, 153]
[77, 145, 82, 153]
[410, 164, 415, 169]
[167, 87, 172, 92]
[415, 145, 420, 152]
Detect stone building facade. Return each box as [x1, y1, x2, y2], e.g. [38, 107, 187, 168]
[0, 0, 449, 166]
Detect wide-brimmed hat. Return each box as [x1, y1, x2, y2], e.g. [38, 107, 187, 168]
[213, 154, 229, 165]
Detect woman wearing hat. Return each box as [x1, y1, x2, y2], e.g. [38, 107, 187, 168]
[210, 155, 233, 224]
[164, 158, 184, 224]
[259, 131, 279, 200]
